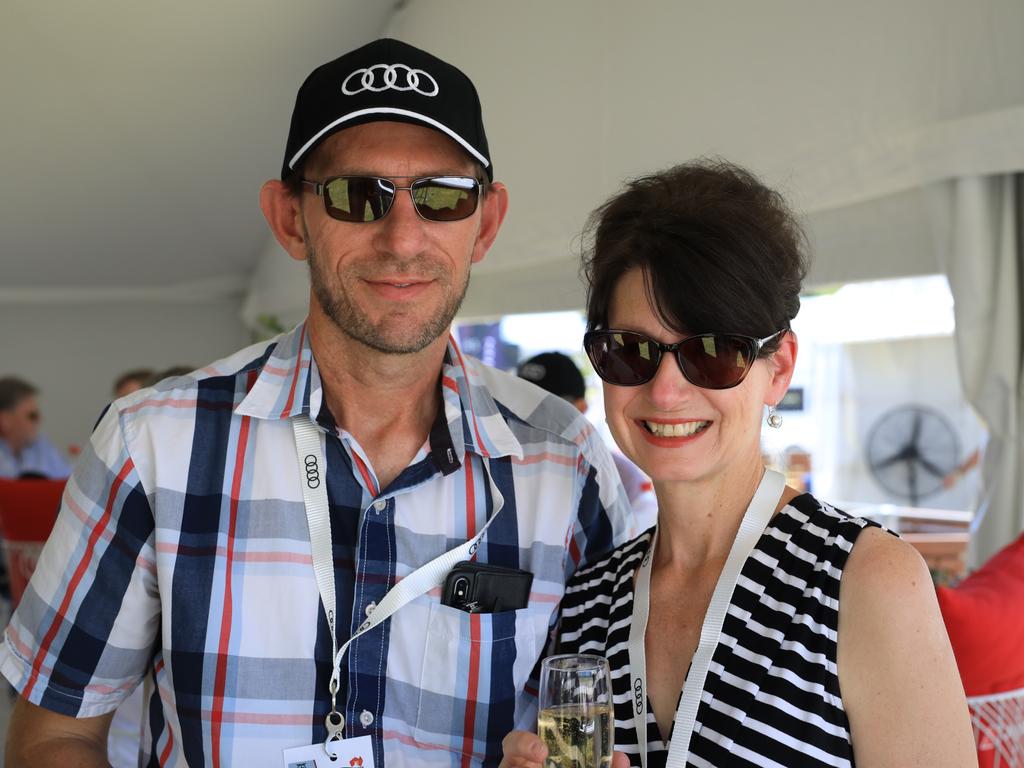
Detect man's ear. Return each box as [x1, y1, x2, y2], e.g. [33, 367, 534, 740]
[260, 179, 309, 262]
[765, 330, 798, 406]
[470, 181, 509, 264]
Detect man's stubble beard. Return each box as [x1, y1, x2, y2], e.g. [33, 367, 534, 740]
[305, 239, 470, 355]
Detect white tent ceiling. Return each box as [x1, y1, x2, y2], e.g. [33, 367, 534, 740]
[390, 0, 1024, 314]
[4, 0, 1024, 319]
[1, 0, 391, 301]
[247, 0, 1024, 326]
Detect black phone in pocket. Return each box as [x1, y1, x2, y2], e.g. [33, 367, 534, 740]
[441, 561, 533, 613]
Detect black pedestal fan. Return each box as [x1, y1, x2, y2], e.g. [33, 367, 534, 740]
[865, 404, 960, 506]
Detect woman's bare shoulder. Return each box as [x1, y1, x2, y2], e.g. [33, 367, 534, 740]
[842, 526, 932, 605]
[837, 527, 977, 767]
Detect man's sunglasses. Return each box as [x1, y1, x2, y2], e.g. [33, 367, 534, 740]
[301, 175, 482, 223]
[583, 329, 784, 390]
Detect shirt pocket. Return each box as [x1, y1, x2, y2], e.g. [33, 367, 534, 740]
[412, 598, 552, 757]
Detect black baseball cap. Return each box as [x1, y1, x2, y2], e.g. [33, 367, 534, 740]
[281, 38, 492, 181]
[517, 352, 586, 401]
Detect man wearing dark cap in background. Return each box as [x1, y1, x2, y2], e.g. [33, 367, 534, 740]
[518, 352, 657, 532]
[3, 39, 631, 767]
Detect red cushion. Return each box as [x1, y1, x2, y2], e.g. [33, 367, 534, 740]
[0, 478, 67, 607]
[0, 478, 66, 540]
[936, 532, 1024, 696]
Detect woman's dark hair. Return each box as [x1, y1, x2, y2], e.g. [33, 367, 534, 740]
[582, 159, 809, 355]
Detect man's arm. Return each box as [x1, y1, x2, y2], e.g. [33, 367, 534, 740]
[6, 697, 113, 768]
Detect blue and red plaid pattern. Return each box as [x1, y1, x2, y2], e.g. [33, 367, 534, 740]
[1, 322, 633, 767]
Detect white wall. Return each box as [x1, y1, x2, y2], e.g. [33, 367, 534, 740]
[0, 301, 249, 464]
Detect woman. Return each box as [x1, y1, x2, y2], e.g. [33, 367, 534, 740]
[503, 161, 976, 767]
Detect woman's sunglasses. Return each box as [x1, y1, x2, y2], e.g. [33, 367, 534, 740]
[301, 175, 482, 223]
[583, 329, 784, 390]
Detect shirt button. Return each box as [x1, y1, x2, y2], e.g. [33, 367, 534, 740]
[359, 709, 374, 727]
[364, 602, 376, 617]
[372, 499, 387, 512]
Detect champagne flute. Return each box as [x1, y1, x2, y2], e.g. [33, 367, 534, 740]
[537, 654, 614, 768]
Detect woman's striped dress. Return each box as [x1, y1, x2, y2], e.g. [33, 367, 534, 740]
[555, 493, 880, 768]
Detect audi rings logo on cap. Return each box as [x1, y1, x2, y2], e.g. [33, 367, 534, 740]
[341, 63, 440, 97]
[304, 454, 321, 489]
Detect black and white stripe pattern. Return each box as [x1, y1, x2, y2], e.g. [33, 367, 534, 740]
[555, 494, 878, 768]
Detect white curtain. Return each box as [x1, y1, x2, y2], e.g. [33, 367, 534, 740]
[944, 174, 1024, 567]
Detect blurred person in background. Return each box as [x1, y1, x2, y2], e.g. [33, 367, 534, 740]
[111, 369, 154, 399]
[518, 351, 657, 531]
[145, 365, 195, 386]
[0, 377, 70, 480]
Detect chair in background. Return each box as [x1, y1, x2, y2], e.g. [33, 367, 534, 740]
[0, 478, 66, 608]
[938, 532, 1024, 767]
[969, 690, 1024, 768]
[0, 478, 147, 766]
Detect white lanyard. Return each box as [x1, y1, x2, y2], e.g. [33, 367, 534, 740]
[292, 416, 504, 752]
[627, 469, 784, 768]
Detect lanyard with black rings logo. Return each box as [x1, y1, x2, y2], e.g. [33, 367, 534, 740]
[292, 415, 505, 758]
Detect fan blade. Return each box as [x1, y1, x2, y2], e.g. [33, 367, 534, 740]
[874, 451, 906, 470]
[917, 456, 947, 479]
[910, 410, 923, 445]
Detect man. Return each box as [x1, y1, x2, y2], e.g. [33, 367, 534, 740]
[111, 369, 155, 399]
[2, 39, 631, 767]
[517, 352, 657, 532]
[0, 377, 71, 479]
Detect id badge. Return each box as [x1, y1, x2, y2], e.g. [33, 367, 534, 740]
[282, 736, 375, 768]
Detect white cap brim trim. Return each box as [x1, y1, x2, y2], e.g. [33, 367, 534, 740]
[287, 107, 490, 172]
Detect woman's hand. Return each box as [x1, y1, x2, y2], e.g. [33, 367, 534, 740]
[500, 730, 631, 768]
[500, 731, 547, 768]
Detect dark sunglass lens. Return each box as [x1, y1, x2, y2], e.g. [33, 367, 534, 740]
[588, 332, 659, 386]
[411, 177, 479, 221]
[677, 335, 757, 389]
[324, 177, 394, 222]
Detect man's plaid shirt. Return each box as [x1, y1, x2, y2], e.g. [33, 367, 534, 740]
[1, 322, 632, 767]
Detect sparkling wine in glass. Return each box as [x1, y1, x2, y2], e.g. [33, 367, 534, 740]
[537, 654, 614, 768]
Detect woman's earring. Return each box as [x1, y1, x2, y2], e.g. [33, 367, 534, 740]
[766, 405, 783, 428]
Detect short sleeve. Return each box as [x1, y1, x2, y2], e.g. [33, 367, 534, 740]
[0, 404, 159, 717]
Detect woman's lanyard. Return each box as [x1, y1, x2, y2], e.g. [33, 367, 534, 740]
[627, 469, 785, 768]
[292, 415, 504, 754]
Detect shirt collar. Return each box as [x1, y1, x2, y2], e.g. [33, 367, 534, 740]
[235, 322, 316, 421]
[440, 334, 523, 462]
[235, 322, 523, 462]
